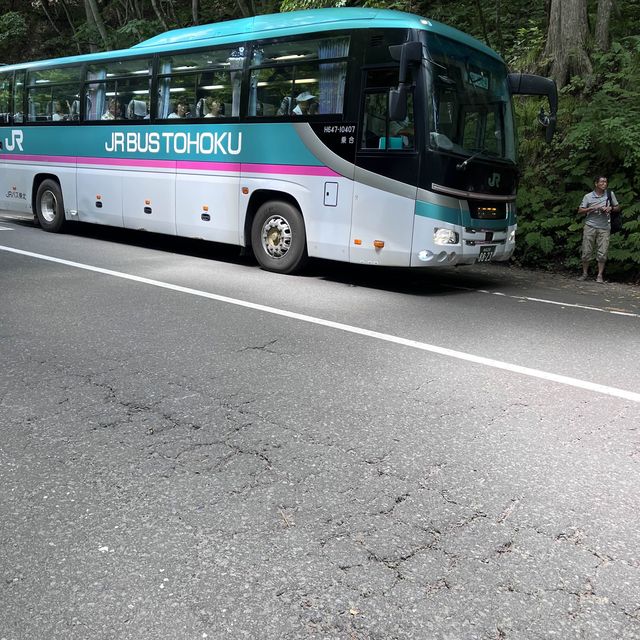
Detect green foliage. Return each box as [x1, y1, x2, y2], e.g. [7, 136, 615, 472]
[280, 0, 348, 10]
[0, 12, 27, 60]
[505, 22, 545, 71]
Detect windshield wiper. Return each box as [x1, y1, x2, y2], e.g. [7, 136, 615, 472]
[456, 148, 492, 171]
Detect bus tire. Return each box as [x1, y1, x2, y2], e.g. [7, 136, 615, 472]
[251, 200, 308, 274]
[35, 179, 67, 233]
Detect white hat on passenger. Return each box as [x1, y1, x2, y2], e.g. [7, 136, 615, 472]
[296, 91, 315, 102]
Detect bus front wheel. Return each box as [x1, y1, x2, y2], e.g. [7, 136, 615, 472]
[251, 201, 308, 274]
[35, 179, 67, 233]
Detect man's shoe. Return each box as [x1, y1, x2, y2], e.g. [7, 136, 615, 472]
[577, 274, 588, 281]
[596, 275, 605, 283]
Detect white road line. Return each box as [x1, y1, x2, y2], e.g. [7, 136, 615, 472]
[0, 227, 13, 231]
[453, 285, 640, 319]
[2, 244, 639, 404]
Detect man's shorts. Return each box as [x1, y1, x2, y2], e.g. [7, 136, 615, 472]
[582, 225, 610, 262]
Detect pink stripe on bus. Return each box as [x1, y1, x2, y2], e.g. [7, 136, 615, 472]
[177, 161, 242, 172]
[242, 163, 339, 177]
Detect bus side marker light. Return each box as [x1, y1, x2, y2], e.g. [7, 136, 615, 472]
[145, 199, 151, 205]
[242, 187, 249, 195]
[353, 239, 362, 245]
[202, 205, 209, 212]
[96, 195, 101, 200]
[373, 240, 385, 249]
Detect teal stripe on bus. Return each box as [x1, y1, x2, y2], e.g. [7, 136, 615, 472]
[0, 123, 326, 166]
[415, 200, 460, 225]
[416, 200, 514, 229]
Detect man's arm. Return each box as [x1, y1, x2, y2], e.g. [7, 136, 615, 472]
[578, 201, 599, 215]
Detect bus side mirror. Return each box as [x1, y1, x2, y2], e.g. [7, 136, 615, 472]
[389, 41, 422, 121]
[508, 72, 558, 143]
[389, 86, 407, 121]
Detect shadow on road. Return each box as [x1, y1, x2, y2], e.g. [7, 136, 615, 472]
[5, 213, 640, 311]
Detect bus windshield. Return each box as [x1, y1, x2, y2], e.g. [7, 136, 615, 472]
[426, 33, 516, 163]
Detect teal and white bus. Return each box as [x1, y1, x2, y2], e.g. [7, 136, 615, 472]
[0, 8, 556, 273]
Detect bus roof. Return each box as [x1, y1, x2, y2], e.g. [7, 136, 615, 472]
[0, 8, 502, 73]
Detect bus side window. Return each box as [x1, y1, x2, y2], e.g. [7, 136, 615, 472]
[157, 47, 239, 120]
[84, 58, 151, 122]
[0, 72, 11, 123]
[12, 71, 25, 123]
[25, 66, 81, 123]
[248, 36, 349, 118]
[361, 90, 415, 151]
[361, 66, 415, 151]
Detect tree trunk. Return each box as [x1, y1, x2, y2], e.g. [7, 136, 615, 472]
[150, 0, 170, 31]
[474, 0, 492, 48]
[595, 0, 614, 51]
[59, 0, 82, 54]
[83, 0, 99, 52]
[542, 0, 592, 89]
[494, 0, 504, 53]
[235, 0, 253, 18]
[192, 0, 199, 25]
[37, 1, 63, 37]
[85, 0, 111, 50]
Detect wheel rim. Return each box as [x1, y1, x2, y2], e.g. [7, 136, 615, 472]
[260, 215, 292, 259]
[40, 190, 58, 223]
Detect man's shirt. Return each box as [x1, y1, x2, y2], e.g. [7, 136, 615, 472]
[580, 190, 619, 230]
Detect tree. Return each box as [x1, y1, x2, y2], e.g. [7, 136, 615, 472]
[542, 0, 592, 89]
[84, 0, 111, 50]
[595, 0, 614, 51]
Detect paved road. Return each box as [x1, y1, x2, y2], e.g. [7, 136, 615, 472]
[1, 212, 639, 640]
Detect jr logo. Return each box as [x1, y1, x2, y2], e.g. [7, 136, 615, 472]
[5, 129, 24, 152]
[488, 172, 501, 188]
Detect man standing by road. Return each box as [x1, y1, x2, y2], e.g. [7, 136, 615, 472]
[578, 175, 620, 283]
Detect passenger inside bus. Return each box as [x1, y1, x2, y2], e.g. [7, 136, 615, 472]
[388, 118, 414, 149]
[199, 96, 224, 117]
[51, 100, 68, 121]
[101, 98, 120, 120]
[168, 100, 190, 118]
[293, 91, 318, 115]
[276, 91, 319, 116]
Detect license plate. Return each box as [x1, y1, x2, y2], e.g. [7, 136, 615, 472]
[477, 245, 496, 263]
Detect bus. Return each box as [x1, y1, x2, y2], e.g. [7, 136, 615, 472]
[0, 8, 557, 274]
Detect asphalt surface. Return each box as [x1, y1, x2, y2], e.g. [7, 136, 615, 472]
[1, 211, 639, 640]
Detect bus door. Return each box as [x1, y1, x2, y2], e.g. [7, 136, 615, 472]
[351, 68, 419, 266]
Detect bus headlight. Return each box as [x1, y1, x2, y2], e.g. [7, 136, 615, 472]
[508, 229, 516, 243]
[433, 228, 459, 245]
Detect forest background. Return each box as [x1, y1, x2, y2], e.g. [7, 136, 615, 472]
[1, 0, 639, 280]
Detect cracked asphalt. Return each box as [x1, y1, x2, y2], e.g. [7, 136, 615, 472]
[1, 213, 639, 639]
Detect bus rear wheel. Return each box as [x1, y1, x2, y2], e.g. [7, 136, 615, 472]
[251, 201, 308, 274]
[35, 179, 67, 233]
